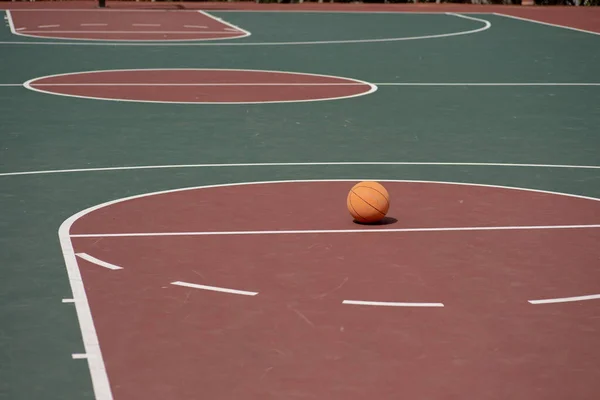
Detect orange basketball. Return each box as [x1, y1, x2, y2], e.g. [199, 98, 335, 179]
[346, 181, 390, 223]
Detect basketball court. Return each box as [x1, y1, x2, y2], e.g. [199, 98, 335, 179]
[1, 1, 599, 400]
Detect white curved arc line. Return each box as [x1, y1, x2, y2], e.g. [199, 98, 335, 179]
[22, 68, 378, 105]
[1, 13, 490, 46]
[2, 161, 600, 178]
[57, 178, 600, 400]
[529, 294, 600, 304]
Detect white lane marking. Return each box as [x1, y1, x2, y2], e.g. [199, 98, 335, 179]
[0, 12, 487, 45]
[494, 12, 600, 36]
[184, 25, 207, 29]
[171, 281, 258, 296]
[75, 253, 123, 270]
[37, 24, 60, 28]
[132, 23, 160, 27]
[81, 23, 108, 27]
[62, 298, 75, 303]
[1, 162, 600, 178]
[72, 353, 89, 359]
[197, 10, 251, 37]
[343, 300, 444, 307]
[70, 224, 600, 238]
[529, 294, 600, 304]
[5, 10, 16, 34]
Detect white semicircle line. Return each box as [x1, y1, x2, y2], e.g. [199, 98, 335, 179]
[171, 281, 258, 296]
[528, 294, 600, 304]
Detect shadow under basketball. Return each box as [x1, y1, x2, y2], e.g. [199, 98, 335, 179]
[353, 216, 398, 226]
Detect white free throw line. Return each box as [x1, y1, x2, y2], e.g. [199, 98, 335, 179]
[343, 300, 444, 307]
[70, 224, 600, 238]
[528, 294, 600, 304]
[75, 253, 123, 270]
[171, 281, 258, 296]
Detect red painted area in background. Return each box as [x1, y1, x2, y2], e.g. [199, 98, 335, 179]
[4, 2, 599, 34]
[69, 181, 600, 400]
[8, 9, 247, 41]
[27, 69, 374, 103]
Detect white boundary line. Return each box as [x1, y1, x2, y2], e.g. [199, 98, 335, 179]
[197, 10, 251, 38]
[22, 68, 378, 105]
[493, 12, 600, 37]
[343, 300, 444, 307]
[59, 228, 112, 399]
[4, 10, 250, 42]
[70, 224, 600, 238]
[529, 294, 600, 305]
[75, 253, 123, 270]
[2, 161, 600, 178]
[0, 12, 490, 46]
[171, 281, 258, 296]
[5, 10, 16, 34]
[57, 178, 600, 400]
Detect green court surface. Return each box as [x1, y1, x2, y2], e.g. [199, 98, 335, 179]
[1, 5, 599, 400]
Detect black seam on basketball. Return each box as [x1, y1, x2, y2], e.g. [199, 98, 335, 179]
[350, 189, 386, 216]
[349, 197, 367, 221]
[354, 185, 389, 202]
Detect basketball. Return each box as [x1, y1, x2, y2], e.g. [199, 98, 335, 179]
[346, 181, 390, 223]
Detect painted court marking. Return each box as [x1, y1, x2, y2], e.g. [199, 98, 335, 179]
[58, 178, 600, 400]
[528, 294, 600, 305]
[22, 68, 378, 105]
[75, 252, 123, 270]
[69, 224, 600, 238]
[1, 161, 600, 178]
[4, 9, 250, 42]
[72, 353, 89, 359]
[20, 31, 242, 34]
[171, 281, 258, 296]
[343, 300, 444, 307]
[0, 11, 488, 46]
[493, 13, 600, 36]
[62, 298, 75, 303]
